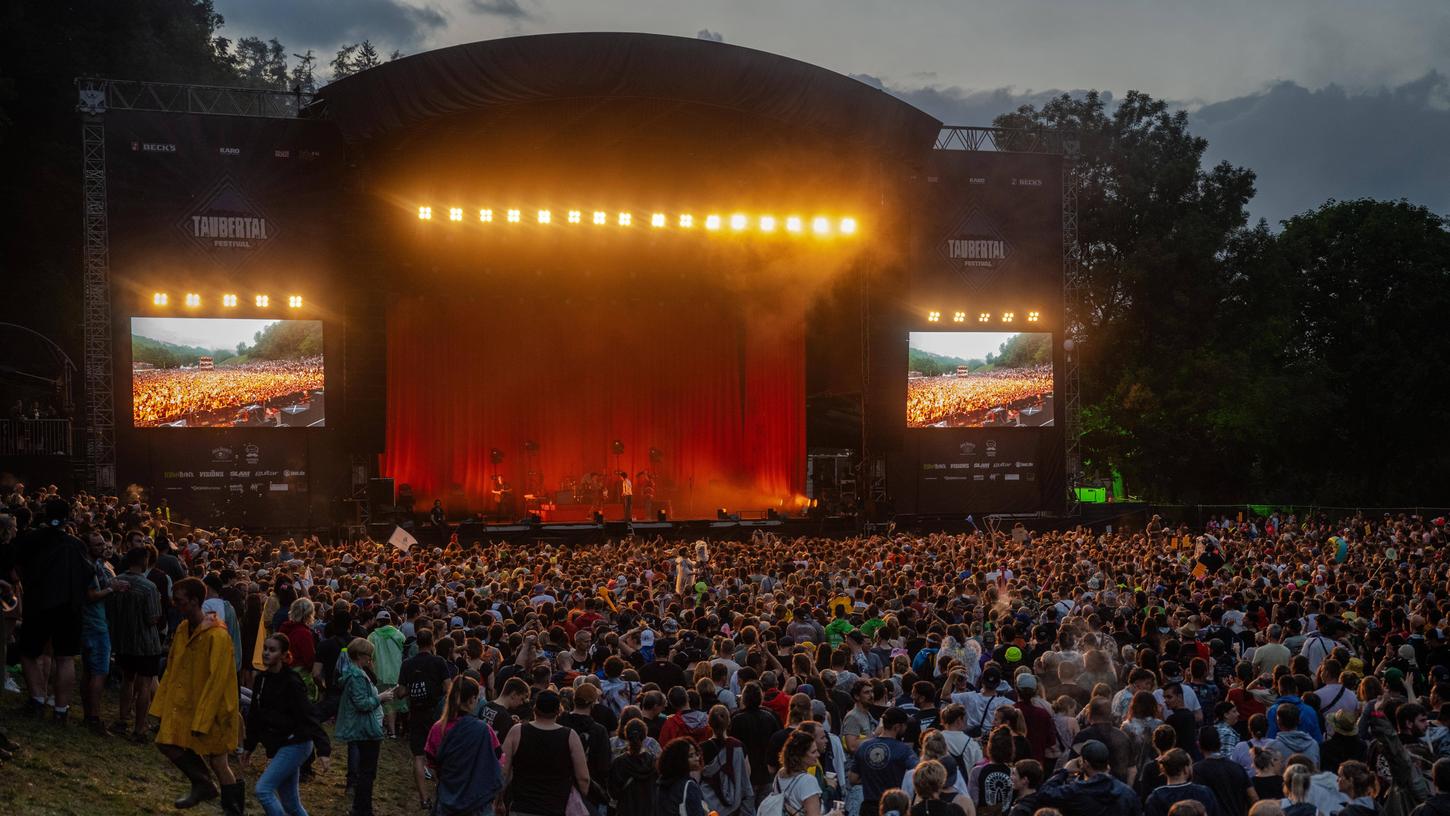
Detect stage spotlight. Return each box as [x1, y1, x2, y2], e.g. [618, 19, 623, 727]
[705, 214, 722, 231]
[1002, 311, 1014, 323]
[927, 310, 941, 322]
[418, 206, 431, 220]
[785, 216, 803, 234]
[567, 210, 581, 224]
[730, 213, 748, 231]
[448, 207, 462, 222]
[222, 293, 238, 308]
[678, 214, 693, 228]
[648, 212, 664, 228]
[593, 210, 607, 225]
[152, 292, 168, 306]
[479, 208, 493, 223]
[952, 311, 966, 323]
[288, 295, 303, 308]
[839, 217, 858, 235]
[184, 292, 201, 307]
[978, 312, 991, 323]
[537, 209, 551, 224]
[255, 294, 270, 307]
[506, 208, 521, 223]
[618, 212, 632, 226]
[811, 216, 831, 236]
[759, 215, 777, 232]
[1027, 310, 1041, 323]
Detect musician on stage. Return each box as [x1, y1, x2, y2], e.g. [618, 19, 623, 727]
[636, 470, 655, 519]
[618, 471, 633, 521]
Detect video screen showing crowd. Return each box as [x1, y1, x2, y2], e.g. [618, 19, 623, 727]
[5, 481, 1450, 816]
[130, 318, 325, 428]
[907, 332, 1054, 429]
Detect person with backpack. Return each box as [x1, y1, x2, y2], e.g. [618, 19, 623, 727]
[658, 737, 708, 816]
[426, 676, 502, 816]
[560, 683, 613, 816]
[610, 719, 659, 816]
[700, 705, 753, 816]
[765, 729, 844, 816]
[907, 760, 973, 816]
[1337, 760, 1381, 816]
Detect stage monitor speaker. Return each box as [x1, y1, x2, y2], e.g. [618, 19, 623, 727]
[367, 478, 395, 514]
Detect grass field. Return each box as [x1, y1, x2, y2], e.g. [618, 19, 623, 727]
[0, 681, 421, 816]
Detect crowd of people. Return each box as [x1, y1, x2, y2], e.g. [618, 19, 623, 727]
[906, 366, 1053, 428]
[3, 482, 1450, 816]
[131, 357, 324, 427]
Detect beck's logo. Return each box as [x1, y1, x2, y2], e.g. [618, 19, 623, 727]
[179, 179, 277, 265]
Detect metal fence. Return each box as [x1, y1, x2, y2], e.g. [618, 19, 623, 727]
[0, 419, 74, 456]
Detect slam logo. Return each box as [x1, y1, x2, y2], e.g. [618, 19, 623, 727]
[940, 206, 1012, 272]
[179, 178, 277, 265]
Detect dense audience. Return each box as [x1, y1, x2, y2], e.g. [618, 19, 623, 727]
[3, 481, 1450, 816]
[907, 365, 1052, 427]
[131, 357, 324, 427]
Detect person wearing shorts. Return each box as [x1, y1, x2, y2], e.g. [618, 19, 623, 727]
[14, 498, 90, 722]
[109, 546, 165, 740]
[80, 529, 118, 734]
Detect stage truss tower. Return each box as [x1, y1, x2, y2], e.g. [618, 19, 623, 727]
[931, 127, 1083, 516]
[73, 78, 313, 493]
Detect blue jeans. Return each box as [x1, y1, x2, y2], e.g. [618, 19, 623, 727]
[255, 741, 313, 816]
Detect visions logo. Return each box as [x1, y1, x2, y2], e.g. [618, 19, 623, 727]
[178, 178, 277, 265]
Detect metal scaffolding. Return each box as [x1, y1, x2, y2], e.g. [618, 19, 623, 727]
[933, 126, 1084, 516]
[73, 78, 312, 493]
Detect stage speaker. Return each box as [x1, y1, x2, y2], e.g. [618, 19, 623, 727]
[367, 478, 394, 515]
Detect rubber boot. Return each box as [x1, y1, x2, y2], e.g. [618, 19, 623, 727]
[170, 750, 219, 809]
[219, 781, 245, 816]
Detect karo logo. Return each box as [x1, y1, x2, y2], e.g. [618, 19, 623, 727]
[178, 178, 277, 265]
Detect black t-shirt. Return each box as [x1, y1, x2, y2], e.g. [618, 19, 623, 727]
[17, 526, 88, 610]
[316, 635, 346, 692]
[477, 700, 517, 743]
[398, 652, 451, 720]
[729, 707, 782, 787]
[1193, 755, 1252, 816]
[640, 658, 687, 690]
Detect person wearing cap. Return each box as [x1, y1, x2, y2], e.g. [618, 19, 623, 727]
[1014, 673, 1058, 765]
[851, 707, 918, 816]
[1037, 738, 1142, 816]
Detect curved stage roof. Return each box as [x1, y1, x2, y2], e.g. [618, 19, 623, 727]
[312, 32, 941, 159]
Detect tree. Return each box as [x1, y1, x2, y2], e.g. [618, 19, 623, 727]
[329, 43, 360, 81]
[995, 92, 1259, 500]
[232, 36, 288, 89]
[290, 50, 317, 92]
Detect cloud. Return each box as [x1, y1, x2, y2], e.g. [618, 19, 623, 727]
[1192, 72, 1450, 224]
[215, 0, 446, 52]
[853, 75, 1105, 128]
[696, 29, 724, 42]
[467, 0, 532, 19]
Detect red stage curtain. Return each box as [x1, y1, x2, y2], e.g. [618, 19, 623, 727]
[382, 296, 804, 515]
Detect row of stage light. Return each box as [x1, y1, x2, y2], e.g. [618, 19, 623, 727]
[927, 310, 1042, 324]
[150, 292, 305, 309]
[418, 206, 858, 237]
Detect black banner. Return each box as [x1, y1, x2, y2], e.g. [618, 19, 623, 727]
[916, 151, 1063, 303]
[913, 430, 1045, 514]
[105, 110, 344, 528]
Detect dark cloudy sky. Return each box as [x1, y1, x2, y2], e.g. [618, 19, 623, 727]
[214, 0, 1450, 224]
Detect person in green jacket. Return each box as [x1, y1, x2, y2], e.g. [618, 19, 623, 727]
[367, 610, 406, 737]
[336, 637, 398, 816]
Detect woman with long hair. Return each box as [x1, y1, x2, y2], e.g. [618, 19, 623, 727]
[427, 676, 503, 816]
[700, 705, 752, 816]
[610, 705, 663, 760]
[657, 737, 707, 816]
[241, 633, 331, 816]
[769, 729, 834, 816]
[609, 718, 659, 816]
[1280, 764, 1317, 816]
[903, 731, 970, 799]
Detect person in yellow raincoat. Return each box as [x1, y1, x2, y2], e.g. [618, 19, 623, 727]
[151, 577, 244, 813]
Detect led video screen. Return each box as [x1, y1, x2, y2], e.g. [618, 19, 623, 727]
[131, 317, 324, 428]
[907, 332, 1053, 428]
